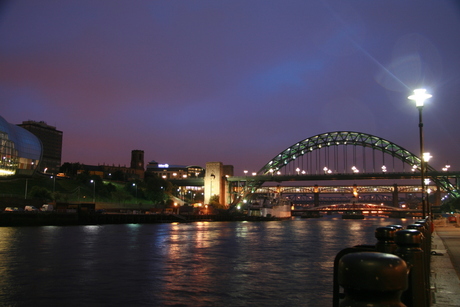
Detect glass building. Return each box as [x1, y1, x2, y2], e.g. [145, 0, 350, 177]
[18, 120, 62, 174]
[0, 115, 42, 177]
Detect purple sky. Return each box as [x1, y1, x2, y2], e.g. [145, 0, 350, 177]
[1, 1, 460, 175]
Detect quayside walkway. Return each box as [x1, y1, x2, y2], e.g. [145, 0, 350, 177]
[431, 220, 460, 307]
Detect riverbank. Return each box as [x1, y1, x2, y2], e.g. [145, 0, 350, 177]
[0, 211, 283, 226]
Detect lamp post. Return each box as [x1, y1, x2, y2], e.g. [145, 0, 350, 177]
[408, 89, 432, 217]
[90, 179, 96, 203]
[51, 175, 56, 193]
[423, 152, 432, 217]
[133, 183, 138, 198]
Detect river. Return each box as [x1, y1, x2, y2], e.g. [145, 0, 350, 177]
[0, 215, 416, 306]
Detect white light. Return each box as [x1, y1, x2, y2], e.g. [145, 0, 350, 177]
[0, 169, 15, 176]
[158, 164, 169, 168]
[423, 152, 432, 162]
[408, 89, 432, 107]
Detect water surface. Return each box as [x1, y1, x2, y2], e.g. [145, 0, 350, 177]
[0, 216, 415, 306]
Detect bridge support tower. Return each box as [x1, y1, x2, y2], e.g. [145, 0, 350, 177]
[393, 184, 399, 208]
[205, 162, 233, 208]
[314, 185, 320, 207]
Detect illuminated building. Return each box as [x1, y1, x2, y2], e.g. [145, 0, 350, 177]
[0, 115, 41, 177]
[146, 161, 204, 179]
[18, 120, 62, 174]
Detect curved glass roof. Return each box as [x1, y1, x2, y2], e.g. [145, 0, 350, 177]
[0, 115, 42, 176]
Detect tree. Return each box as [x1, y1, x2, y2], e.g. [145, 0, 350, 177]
[441, 197, 460, 212]
[145, 177, 170, 206]
[29, 186, 52, 202]
[111, 170, 126, 181]
[60, 162, 81, 178]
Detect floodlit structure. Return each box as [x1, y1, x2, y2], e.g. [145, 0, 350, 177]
[0, 115, 42, 177]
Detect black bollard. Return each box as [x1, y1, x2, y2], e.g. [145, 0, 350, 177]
[395, 229, 428, 307]
[338, 251, 408, 307]
[375, 226, 398, 254]
[410, 221, 431, 302]
[388, 225, 404, 231]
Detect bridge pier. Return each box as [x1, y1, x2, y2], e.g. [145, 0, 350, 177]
[393, 184, 399, 208]
[314, 185, 319, 207]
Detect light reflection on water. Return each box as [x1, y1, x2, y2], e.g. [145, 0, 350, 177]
[0, 216, 416, 306]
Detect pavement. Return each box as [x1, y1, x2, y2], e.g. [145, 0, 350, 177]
[431, 216, 460, 307]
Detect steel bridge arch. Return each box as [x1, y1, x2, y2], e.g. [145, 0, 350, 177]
[259, 131, 422, 174]
[257, 131, 458, 198]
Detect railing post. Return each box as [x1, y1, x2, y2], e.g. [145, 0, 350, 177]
[395, 229, 429, 307]
[388, 224, 403, 231]
[410, 219, 432, 303]
[338, 252, 408, 306]
[375, 226, 397, 253]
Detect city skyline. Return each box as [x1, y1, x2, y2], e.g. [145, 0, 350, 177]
[1, 1, 460, 175]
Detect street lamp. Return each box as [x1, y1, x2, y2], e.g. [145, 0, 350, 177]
[133, 183, 138, 198]
[51, 175, 56, 193]
[423, 152, 432, 217]
[442, 164, 450, 172]
[90, 180, 95, 203]
[408, 88, 432, 217]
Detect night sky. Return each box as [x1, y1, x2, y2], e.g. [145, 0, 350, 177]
[1, 1, 460, 175]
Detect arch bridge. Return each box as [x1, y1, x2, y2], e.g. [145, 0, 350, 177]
[227, 131, 459, 208]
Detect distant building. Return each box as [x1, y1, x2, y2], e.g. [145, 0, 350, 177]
[77, 150, 145, 181]
[77, 164, 105, 178]
[0, 115, 41, 177]
[146, 161, 204, 179]
[131, 150, 144, 170]
[18, 120, 62, 174]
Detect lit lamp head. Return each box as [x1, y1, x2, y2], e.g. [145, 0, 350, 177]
[408, 89, 432, 108]
[423, 152, 432, 163]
